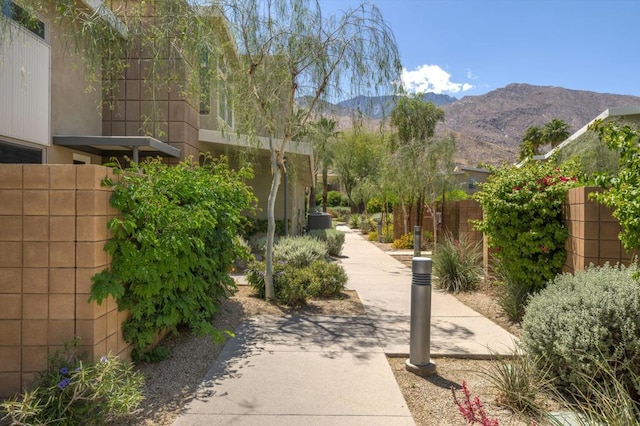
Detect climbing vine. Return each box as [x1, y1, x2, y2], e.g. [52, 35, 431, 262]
[90, 156, 255, 358]
[590, 120, 640, 250]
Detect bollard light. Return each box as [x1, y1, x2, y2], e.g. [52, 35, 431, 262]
[413, 226, 421, 257]
[406, 257, 436, 376]
[377, 219, 383, 243]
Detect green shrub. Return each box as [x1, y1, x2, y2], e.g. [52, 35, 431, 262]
[348, 214, 361, 229]
[246, 259, 347, 306]
[90, 156, 255, 358]
[366, 197, 383, 214]
[306, 260, 348, 298]
[308, 229, 345, 256]
[495, 267, 532, 322]
[1, 340, 143, 425]
[327, 206, 350, 220]
[368, 230, 378, 241]
[327, 190, 348, 207]
[433, 232, 483, 293]
[359, 215, 377, 234]
[521, 262, 640, 399]
[273, 235, 328, 267]
[473, 160, 579, 293]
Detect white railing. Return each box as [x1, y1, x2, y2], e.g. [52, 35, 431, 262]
[0, 18, 50, 146]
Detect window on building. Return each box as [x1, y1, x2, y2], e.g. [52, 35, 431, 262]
[0, 140, 43, 163]
[2, 1, 45, 40]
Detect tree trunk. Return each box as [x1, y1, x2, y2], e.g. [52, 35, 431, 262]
[322, 165, 328, 213]
[265, 141, 281, 301]
[309, 186, 316, 211]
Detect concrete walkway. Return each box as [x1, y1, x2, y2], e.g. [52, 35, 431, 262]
[173, 226, 518, 425]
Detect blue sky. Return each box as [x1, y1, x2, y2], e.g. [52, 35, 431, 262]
[320, 0, 640, 98]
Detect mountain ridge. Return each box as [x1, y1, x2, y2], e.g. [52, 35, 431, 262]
[313, 83, 640, 165]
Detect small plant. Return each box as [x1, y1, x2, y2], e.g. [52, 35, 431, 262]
[494, 267, 532, 322]
[359, 215, 377, 234]
[1, 340, 143, 425]
[452, 381, 499, 426]
[273, 235, 328, 267]
[348, 214, 362, 229]
[479, 350, 555, 419]
[392, 233, 414, 249]
[308, 229, 345, 256]
[433, 232, 483, 293]
[522, 262, 640, 399]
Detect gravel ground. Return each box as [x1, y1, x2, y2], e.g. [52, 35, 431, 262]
[112, 240, 547, 425]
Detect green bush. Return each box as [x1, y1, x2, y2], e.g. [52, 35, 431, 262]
[306, 260, 348, 298]
[521, 262, 640, 399]
[473, 159, 579, 316]
[433, 232, 483, 293]
[1, 341, 143, 425]
[327, 206, 350, 220]
[246, 259, 347, 306]
[366, 197, 384, 214]
[308, 229, 345, 256]
[90, 156, 255, 358]
[326, 190, 348, 207]
[495, 267, 531, 322]
[273, 235, 328, 267]
[359, 215, 377, 234]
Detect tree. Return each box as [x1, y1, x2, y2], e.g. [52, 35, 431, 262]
[219, 0, 401, 300]
[309, 117, 339, 213]
[332, 129, 384, 210]
[519, 126, 544, 160]
[387, 94, 446, 234]
[543, 118, 570, 148]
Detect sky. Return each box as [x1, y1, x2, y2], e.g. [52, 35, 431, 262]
[320, 0, 640, 99]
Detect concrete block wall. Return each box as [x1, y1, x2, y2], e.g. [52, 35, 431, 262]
[562, 186, 639, 274]
[0, 164, 131, 398]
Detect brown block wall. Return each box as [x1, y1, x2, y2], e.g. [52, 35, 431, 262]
[0, 165, 131, 398]
[562, 186, 639, 274]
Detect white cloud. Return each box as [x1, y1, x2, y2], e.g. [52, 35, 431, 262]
[401, 64, 473, 95]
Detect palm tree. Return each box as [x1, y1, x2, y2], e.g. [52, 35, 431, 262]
[543, 118, 570, 148]
[519, 126, 544, 159]
[310, 117, 339, 213]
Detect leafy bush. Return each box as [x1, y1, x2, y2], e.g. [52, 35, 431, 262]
[327, 206, 350, 220]
[308, 229, 345, 256]
[392, 233, 414, 249]
[1, 341, 143, 425]
[366, 197, 386, 214]
[433, 232, 483, 292]
[273, 235, 328, 267]
[521, 262, 640, 399]
[590, 121, 640, 251]
[90, 156, 255, 359]
[473, 159, 579, 312]
[306, 260, 348, 298]
[246, 259, 347, 306]
[326, 190, 348, 207]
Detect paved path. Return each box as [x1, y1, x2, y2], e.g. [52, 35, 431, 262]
[173, 226, 518, 425]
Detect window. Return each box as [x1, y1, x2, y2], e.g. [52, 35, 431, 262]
[2, 1, 45, 40]
[0, 140, 43, 163]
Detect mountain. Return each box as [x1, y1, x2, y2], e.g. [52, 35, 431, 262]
[319, 84, 640, 166]
[336, 93, 457, 118]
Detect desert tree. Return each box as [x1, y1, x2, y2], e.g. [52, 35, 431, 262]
[309, 117, 339, 213]
[387, 94, 448, 236]
[217, 0, 402, 300]
[543, 118, 570, 148]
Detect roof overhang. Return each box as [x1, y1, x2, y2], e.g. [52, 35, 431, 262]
[80, 0, 128, 38]
[520, 106, 640, 166]
[199, 129, 315, 186]
[53, 135, 181, 161]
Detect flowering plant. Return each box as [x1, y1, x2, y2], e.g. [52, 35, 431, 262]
[473, 159, 580, 294]
[452, 381, 499, 425]
[1, 339, 143, 425]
